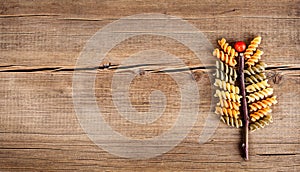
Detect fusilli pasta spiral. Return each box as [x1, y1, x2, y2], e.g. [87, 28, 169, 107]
[246, 88, 274, 103]
[218, 38, 238, 58]
[213, 49, 237, 67]
[214, 79, 240, 94]
[214, 69, 236, 84]
[244, 61, 266, 75]
[214, 89, 242, 103]
[244, 36, 262, 59]
[217, 99, 240, 111]
[245, 49, 263, 67]
[250, 107, 272, 122]
[215, 106, 240, 118]
[220, 116, 243, 128]
[246, 80, 270, 93]
[249, 115, 272, 132]
[249, 96, 277, 112]
[245, 73, 266, 85]
[216, 61, 238, 79]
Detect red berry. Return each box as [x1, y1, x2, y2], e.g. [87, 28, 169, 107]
[234, 41, 246, 53]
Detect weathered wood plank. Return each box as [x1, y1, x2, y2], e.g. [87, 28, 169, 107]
[0, 17, 299, 67]
[1, 0, 299, 18]
[0, 70, 299, 171]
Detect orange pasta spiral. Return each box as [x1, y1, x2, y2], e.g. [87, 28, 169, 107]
[213, 49, 237, 67]
[217, 99, 240, 111]
[215, 107, 240, 118]
[218, 38, 238, 58]
[249, 96, 277, 112]
[250, 107, 272, 122]
[244, 36, 262, 59]
[246, 49, 264, 67]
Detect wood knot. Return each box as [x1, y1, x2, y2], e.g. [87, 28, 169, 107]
[138, 68, 146, 76]
[192, 71, 203, 82]
[102, 62, 111, 69]
[267, 71, 283, 84]
[273, 72, 283, 84]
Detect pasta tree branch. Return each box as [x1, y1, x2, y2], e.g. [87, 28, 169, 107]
[235, 41, 249, 160]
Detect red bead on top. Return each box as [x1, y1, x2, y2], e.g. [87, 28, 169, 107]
[234, 41, 246, 53]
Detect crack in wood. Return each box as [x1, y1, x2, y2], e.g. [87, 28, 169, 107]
[0, 65, 299, 73]
[58, 18, 105, 21]
[0, 14, 60, 18]
[0, 67, 61, 72]
[0, 147, 63, 151]
[56, 16, 300, 21]
[257, 153, 297, 156]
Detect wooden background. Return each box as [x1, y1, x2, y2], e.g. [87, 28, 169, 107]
[0, 0, 299, 171]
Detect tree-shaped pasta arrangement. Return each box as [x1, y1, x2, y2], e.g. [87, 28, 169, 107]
[212, 36, 277, 160]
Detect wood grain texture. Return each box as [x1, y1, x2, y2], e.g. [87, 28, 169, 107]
[0, 0, 299, 171]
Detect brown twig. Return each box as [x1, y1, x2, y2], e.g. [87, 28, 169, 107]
[238, 53, 249, 160]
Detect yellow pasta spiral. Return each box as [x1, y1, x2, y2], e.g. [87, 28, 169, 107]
[220, 116, 243, 128]
[218, 38, 238, 58]
[249, 96, 277, 112]
[246, 80, 270, 93]
[250, 107, 272, 122]
[214, 79, 240, 94]
[244, 61, 266, 75]
[213, 49, 237, 67]
[214, 89, 242, 103]
[245, 73, 266, 85]
[245, 49, 264, 67]
[217, 99, 240, 111]
[246, 88, 274, 103]
[244, 36, 262, 59]
[215, 106, 240, 118]
[250, 115, 272, 132]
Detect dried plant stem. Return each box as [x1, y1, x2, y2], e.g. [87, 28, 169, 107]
[238, 53, 249, 160]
